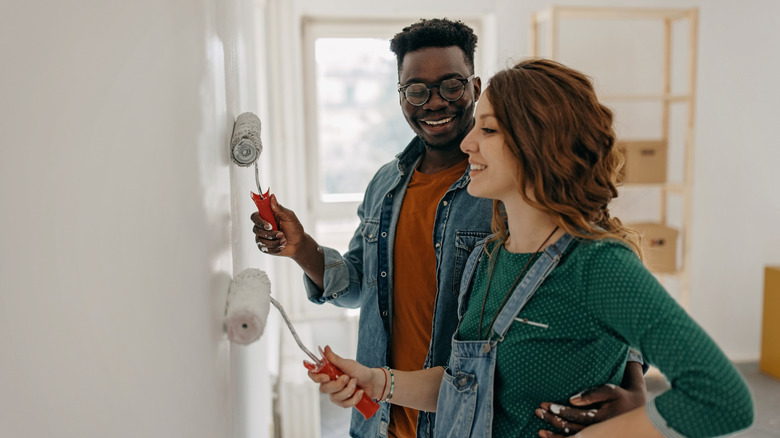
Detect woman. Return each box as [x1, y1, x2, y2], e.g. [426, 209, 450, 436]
[309, 58, 753, 438]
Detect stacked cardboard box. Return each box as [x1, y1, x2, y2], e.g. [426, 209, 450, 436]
[617, 140, 667, 184]
[629, 222, 679, 273]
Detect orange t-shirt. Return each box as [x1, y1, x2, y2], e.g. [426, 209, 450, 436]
[389, 159, 468, 438]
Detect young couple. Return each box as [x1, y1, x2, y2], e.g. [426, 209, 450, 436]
[253, 19, 753, 438]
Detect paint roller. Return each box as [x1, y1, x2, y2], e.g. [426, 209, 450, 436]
[224, 268, 380, 419]
[230, 112, 278, 230]
[224, 268, 271, 345]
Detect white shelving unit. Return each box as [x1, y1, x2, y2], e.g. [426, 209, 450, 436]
[530, 6, 699, 307]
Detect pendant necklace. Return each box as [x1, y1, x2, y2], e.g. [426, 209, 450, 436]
[478, 225, 559, 340]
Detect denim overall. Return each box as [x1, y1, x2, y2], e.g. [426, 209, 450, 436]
[434, 233, 574, 438]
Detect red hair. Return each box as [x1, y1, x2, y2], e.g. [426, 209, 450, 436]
[485, 58, 640, 254]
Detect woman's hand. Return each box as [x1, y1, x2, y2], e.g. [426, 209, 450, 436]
[306, 346, 386, 408]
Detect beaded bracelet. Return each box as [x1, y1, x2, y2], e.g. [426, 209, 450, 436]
[381, 366, 395, 401]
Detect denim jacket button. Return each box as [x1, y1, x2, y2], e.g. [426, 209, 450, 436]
[443, 200, 448, 206]
[381, 232, 387, 238]
[380, 271, 387, 277]
[435, 242, 441, 248]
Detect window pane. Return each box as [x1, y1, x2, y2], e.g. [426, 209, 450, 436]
[314, 38, 413, 199]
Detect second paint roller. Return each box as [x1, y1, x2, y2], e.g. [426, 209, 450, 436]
[230, 112, 278, 230]
[225, 268, 379, 419]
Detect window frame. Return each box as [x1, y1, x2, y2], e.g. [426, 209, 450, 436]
[301, 17, 488, 225]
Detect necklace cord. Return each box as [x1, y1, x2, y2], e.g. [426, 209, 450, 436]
[477, 225, 560, 340]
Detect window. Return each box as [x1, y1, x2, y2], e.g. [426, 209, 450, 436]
[303, 21, 418, 254]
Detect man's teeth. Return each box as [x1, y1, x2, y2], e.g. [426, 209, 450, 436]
[424, 117, 453, 126]
[470, 164, 486, 171]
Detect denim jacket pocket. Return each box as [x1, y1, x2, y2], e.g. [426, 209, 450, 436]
[360, 219, 380, 243]
[452, 231, 491, 296]
[360, 218, 380, 286]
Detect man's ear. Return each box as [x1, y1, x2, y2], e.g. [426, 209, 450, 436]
[473, 76, 482, 101]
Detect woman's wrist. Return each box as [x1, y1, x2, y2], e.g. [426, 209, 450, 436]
[382, 366, 394, 401]
[374, 366, 395, 402]
[373, 367, 389, 402]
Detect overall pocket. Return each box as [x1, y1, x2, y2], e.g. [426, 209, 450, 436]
[434, 371, 478, 437]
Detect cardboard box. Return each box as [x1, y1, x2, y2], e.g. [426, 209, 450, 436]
[760, 266, 780, 380]
[629, 222, 678, 273]
[617, 140, 668, 184]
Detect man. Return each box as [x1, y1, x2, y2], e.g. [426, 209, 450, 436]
[252, 18, 645, 438]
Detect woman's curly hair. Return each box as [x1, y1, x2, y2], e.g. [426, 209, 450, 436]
[486, 58, 641, 254]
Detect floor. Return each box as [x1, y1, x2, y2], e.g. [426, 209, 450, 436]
[321, 361, 780, 437]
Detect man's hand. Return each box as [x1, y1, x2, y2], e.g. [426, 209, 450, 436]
[536, 362, 646, 437]
[251, 194, 328, 287]
[251, 194, 305, 257]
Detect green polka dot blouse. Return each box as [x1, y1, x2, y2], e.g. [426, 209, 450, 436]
[457, 238, 753, 437]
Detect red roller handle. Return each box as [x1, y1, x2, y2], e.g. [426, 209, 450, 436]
[251, 189, 278, 231]
[303, 356, 380, 419]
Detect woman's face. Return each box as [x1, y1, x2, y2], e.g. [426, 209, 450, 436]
[460, 94, 520, 202]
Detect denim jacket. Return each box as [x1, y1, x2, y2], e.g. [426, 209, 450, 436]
[303, 137, 493, 438]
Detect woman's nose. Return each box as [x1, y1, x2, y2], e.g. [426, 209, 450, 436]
[460, 126, 478, 153]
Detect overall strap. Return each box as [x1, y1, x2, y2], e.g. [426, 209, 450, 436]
[457, 235, 493, 319]
[491, 233, 574, 340]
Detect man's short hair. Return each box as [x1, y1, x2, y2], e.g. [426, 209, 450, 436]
[390, 18, 478, 75]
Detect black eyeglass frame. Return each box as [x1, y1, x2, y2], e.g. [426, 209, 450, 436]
[397, 74, 476, 106]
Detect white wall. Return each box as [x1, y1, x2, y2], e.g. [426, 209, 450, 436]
[688, 0, 780, 360]
[0, 0, 272, 437]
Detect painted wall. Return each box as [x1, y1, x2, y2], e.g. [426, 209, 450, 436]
[0, 0, 272, 437]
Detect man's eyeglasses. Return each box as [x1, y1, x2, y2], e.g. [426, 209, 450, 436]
[398, 74, 475, 106]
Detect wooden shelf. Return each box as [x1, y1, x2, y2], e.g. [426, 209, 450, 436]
[531, 6, 699, 307]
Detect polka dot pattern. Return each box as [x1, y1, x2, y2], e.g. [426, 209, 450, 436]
[457, 238, 753, 437]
